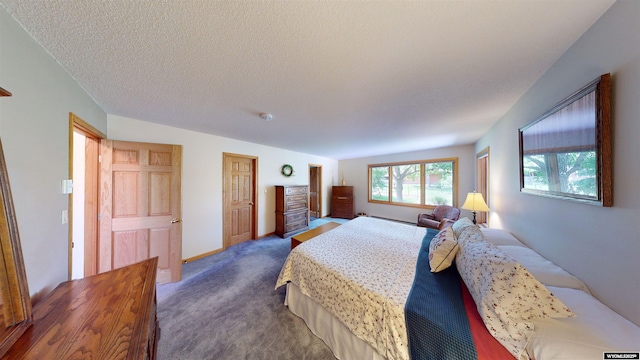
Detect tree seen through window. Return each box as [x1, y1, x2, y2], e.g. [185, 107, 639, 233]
[369, 159, 456, 207]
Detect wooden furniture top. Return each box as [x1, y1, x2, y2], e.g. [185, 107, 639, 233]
[3, 257, 158, 360]
[332, 186, 353, 197]
[292, 222, 341, 243]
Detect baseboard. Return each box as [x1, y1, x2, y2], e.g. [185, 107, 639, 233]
[257, 232, 275, 239]
[369, 215, 415, 226]
[182, 233, 280, 263]
[182, 248, 224, 264]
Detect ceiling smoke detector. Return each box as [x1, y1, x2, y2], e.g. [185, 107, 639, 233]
[260, 113, 273, 121]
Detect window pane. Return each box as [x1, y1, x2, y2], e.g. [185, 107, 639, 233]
[391, 164, 421, 204]
[561, 151, 596, 196]
[523, 151, 596, 196]
[424, 161, 453, 206]
[370, 166, 389, 201]
[523, 154, 549, 190]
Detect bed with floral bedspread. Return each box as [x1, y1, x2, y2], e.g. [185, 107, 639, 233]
[275, 216, 640, 360]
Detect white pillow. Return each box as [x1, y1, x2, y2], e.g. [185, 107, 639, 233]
[428, 227, 459, 272]
[451, 217, 476, 238]
[456, 238, 575, 360]
[527, 286, 640, 360]
[456, 224, 485, 246]
[498, 245, 591, 294]
[480, 228, 525, 247]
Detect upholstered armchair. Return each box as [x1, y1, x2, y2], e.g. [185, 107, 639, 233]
[417, 205, 461, 230]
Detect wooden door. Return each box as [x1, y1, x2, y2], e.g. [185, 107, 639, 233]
[309, 165, 321, 218]
[223, 153, 256, 248]
[98, 140, 182, 284]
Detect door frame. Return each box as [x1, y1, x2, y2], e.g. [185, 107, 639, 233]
[308, 164, 322, 219]
[68, 113, 105, 279]
[222, 152, 258, 249]
[475, 147, 490, 226]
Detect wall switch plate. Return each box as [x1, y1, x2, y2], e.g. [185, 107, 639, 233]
[61, 179, 73, 194]
[62, 210, 68, 224]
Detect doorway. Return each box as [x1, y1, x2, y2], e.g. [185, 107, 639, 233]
[70, 114, 183, 284]
[475, 147, 490, 225]
[69, 113, 104, 279]
[308, 164, 322, 220]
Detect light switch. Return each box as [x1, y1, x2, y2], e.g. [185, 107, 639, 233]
[61, 179, 73, 194]
[62, 210, 68, 224]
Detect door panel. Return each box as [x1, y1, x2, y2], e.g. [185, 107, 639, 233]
[99, 140, 182, 284]
[113, 230, 148, 269]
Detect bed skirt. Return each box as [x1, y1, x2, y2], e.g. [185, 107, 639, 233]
[285, 283, 387, 360]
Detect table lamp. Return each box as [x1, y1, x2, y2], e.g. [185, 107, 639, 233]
[461, 192, 490, 224]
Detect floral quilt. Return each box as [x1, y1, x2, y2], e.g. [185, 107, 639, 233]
[275, 217, 426, 360]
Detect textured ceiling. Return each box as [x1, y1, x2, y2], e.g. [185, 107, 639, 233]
[1, 0, 616, 159]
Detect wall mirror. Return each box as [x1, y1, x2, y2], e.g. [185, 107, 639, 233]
[519, 73, 611, 206]
[0, 135, 33, 354]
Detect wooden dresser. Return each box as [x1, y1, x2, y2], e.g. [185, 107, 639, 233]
[331, 186, 354, 219]
[275, 185, 309, 238]
[4, 258, 159, 360]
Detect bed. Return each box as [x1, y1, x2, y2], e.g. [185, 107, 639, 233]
[275, 217, 640, 360]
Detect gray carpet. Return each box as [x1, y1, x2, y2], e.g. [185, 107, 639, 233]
[156, 218, 348, 360]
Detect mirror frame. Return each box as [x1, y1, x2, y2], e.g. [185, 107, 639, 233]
[518, 73, 612, 207]
[0, 137, 33, 355]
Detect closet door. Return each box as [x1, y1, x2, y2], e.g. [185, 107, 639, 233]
[99, 140, 182, 284]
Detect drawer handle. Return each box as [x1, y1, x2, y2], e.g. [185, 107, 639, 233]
[338, 197, 348, 200]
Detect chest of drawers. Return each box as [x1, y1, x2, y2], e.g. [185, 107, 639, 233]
[275, 185, 309, 238]
[3, 258, 159, 360]
[331, 186, 354, 219]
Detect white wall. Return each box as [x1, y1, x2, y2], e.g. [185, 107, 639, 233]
[476, 0, 640, 325]
[339, 144, 476, 224]
[0, 7, 107, 301]
[108, 115, 339, 259]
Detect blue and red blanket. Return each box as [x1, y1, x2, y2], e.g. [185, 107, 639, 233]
[405, 229, 513, 360]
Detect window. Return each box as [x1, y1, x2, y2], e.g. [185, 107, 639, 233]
[368, 158, 458, 208]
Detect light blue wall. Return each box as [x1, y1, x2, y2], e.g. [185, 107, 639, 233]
[476, 0, 640, 325]
[0, 7, 107, 301]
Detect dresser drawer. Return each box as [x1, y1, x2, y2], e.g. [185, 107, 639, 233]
[285, 186, 307, 196]
[284, 201, 307, 212]
[285, 219, 308, 233]
[285, 211, 308, 224]
[287, 194, 307, 203]
[332, 197, 352, 204]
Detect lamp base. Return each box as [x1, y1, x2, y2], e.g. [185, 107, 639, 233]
[471, 211, 477, 225]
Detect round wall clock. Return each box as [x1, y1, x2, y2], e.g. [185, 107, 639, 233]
[281, 164, 294, 177]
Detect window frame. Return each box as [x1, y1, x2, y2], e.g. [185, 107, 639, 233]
[518, 73, 611, 206]
[368, 157, 458, 209]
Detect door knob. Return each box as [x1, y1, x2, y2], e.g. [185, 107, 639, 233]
[171, 218, 182, 224]
[249, 202, 254, 205]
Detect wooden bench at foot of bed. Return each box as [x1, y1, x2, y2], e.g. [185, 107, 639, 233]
[291, 222, 341, 250]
